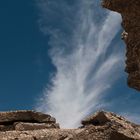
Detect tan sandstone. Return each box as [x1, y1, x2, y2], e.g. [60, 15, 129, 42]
[0, 110, 140, 140]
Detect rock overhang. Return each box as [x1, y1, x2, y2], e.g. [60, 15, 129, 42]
[102, 0, 140, 91]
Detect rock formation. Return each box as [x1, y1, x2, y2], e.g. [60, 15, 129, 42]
[102, 0, 140, 91]
[0, 110, 140, 140]
[0, 110, 59, 132]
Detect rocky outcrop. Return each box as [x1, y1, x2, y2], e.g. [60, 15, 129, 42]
[102, 0, 140, 91]
[0, 110, 140, 140]
[0, 110, 59, 131]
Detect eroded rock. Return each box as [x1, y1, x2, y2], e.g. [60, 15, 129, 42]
[102, 0, 140, 91]
[0, 110, 140, 140]
[0, 110, 59, 132]
[110, 131, 135, 140]
[14, 122, 60, 131]
[0, 110, 56, 124]
[81, 111, 110, 126]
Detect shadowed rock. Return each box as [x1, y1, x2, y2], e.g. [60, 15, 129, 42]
[0, 110, 56, 124]
[102, 0, 140, 91]
[82, 111, 110, 126]
[0, 110, 59, 131]
[0, 110, 140, 139]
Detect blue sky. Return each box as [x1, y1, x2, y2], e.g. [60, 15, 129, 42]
[0, 0, 54, 110]
[0, 0, 140, 127]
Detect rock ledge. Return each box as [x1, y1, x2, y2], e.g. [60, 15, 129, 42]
[0, 110, 140, 140]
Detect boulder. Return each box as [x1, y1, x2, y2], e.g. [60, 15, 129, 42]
[81, 111, 110, 126]
[0, 110, 56, 124]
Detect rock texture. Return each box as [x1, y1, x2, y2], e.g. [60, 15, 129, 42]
[0, 110, 140, 140]
[0, 110, 59, 132]
[102, 0, 140, 91]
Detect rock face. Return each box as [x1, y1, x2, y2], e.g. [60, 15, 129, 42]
[0, 110, 140, 140]
[0, 110, 59, 131]
[102, 0, 140, 91]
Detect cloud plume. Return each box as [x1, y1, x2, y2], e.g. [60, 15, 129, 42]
[36, 0, 124, 128]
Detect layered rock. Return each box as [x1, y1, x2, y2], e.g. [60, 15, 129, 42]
[81, 111, 140, 139]
[0, 110, 140, 140]
[0, 110, 59, 131]
[102, 0, 140, 91]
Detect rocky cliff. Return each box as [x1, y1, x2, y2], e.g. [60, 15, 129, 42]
[0, 110, 140, 140]
[102, 0, 140, 91]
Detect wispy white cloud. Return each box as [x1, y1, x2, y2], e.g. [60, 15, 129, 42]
[35, 0, 124, 128]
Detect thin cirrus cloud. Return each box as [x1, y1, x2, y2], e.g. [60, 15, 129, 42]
[35, 0, 124, 128]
